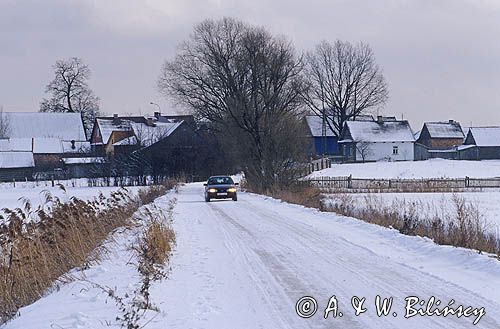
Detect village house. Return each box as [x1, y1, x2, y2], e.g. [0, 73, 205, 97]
[458, 127, 500, 160]
[304, 114, 375, 158]
[90, 112, 201, 178]
[90, 112, 195, 157]
[0, 112, 89, 180]
[414, 120, 465, 160]
[339, 116, 415, 162]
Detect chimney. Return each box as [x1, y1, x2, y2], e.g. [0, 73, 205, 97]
[112, 113, 120, 125]
[449, 119, 455, 123]
[377, 115, 383, 123]
[154, 111, 161, 119]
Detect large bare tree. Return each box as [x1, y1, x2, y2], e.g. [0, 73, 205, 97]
[40, 57, 100, 138]
[304, 40, 389, 136]
[158, 18, 306, 191]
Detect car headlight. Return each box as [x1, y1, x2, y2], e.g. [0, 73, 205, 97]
[227, 187, 237, 193]
[208, 188, 217, 193]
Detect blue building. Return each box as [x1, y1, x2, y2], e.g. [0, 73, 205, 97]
[304, 115, 340, 157]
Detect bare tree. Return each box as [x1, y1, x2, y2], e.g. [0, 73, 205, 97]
[355, 141, 372, 162]
[158, 18, 307, 191]
[0, 107, 10, 138]
[304, 40, 388, 136]
[40, 57, 101, 138]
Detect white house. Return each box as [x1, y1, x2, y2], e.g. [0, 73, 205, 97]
[339, 116, 415, 162]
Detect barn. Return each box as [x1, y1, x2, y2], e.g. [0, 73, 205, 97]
[416, 120, 464, 149]
[0, 151, 34, 181]
[459, 127, 500, 160]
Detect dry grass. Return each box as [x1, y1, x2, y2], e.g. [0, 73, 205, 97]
[139, 219, 175, 269]
[324, 193, 500, 258]
[111, 199, 177, 329]
[264, 182, 499, 259]
[0, 183, 173, 323]
[266, 183, 323, 209]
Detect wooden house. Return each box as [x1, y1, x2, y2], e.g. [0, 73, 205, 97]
[416, 120, 464, 149]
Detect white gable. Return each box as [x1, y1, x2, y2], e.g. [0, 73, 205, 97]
[95, 118, 133, 145]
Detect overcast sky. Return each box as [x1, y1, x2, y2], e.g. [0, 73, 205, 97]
[1, 0, 499, 129]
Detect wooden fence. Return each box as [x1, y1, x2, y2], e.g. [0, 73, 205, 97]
[306, 176, 500, 192]
[304, 158, 332, 176]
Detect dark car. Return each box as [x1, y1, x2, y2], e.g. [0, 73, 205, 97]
[204, 175, 238, 202]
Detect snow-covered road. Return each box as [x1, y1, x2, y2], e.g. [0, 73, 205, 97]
[3, 183, 500, 328]
[161, 183, 500, 329]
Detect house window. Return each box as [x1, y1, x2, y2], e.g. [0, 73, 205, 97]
[393, 145, 399, 155]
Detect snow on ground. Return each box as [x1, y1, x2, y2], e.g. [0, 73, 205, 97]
[309, 159, 500, 179]
[5, 183, 500, 328]
[2, 190, 176, 329]
[0, 180, 141, 222]
[323, 192, 500, 237]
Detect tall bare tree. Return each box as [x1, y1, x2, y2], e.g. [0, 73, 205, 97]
[159, 18, 306, 191]
[304, 40, 389, 136]
[40, 57, 100, 138]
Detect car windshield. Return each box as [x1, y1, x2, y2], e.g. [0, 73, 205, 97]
[207, 176, 234, 185]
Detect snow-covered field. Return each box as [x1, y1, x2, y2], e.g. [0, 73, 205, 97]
[324, 192, 500, 236]
[4, 183, 500, 328]
[309, 159, 500, 179]
[0, 182, 141, 221]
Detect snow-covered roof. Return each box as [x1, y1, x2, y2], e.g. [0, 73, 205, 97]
[62, 157, 105, 165]
[457, 144, 476, 151]
[0, 152, 35, 168]
[95, 118, 133, 145]
[467, 127, 500, 146]
[0, 138, 32, 152]
[32, 138, 62, 154]
[95, 115, 184, 147]
[305, 116, 336, 137]
[424, 121, 464, 139]
[0, 138, 88, 154]
[341, 120, 415, 143]
[61, 140, 90, 153]
[131, 121, 183, 147]
[4, 112, 87, 141]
